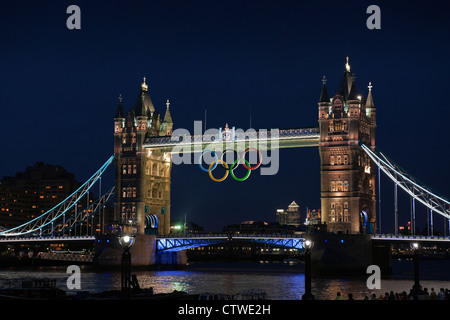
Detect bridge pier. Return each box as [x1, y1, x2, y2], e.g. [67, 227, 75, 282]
[308, 234, 391, 275]
[93, 234, 187, 269]
[94, 234, 157, 268]
[156, 251, 187, 266]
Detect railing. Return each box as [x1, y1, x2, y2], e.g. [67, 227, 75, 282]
[373, 234, 450, 242]
[144, 127, 320, 149]
[0, 235, 95, 243]
[156, 233, 306, 251]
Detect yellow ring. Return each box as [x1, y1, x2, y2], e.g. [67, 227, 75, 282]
[208, 160, 229, 182]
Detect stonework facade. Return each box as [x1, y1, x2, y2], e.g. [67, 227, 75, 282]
[113, 78, 173, 235]
[318, 59, 377, 234]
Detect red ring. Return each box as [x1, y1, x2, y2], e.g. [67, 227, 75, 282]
[241, 148, 262, 170]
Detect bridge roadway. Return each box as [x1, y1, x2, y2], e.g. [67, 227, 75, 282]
[1, 234, 450, 246]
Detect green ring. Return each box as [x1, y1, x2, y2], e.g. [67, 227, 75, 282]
[230, 159, 251, 181]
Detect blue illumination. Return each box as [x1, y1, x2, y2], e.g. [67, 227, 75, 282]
[340, 239, 344, 243]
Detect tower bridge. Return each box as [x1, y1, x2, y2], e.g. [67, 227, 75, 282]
[1, 58, 450, 273]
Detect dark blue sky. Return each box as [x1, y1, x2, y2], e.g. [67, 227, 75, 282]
[1, 0, 449, 232]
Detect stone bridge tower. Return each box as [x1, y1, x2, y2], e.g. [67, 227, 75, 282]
[113, 78, 173, 235]
[318, 58, 377, 234]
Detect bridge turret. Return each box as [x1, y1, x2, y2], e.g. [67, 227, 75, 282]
[160, 99, 173, 136]
[318, 76, 330, 120]
[318, 57, 377, 235]
[365, 82, 376, 149]
[113, 77, 173, 236]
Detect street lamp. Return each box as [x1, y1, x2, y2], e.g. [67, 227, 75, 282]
[302, 240, 314, 300]
[119, 233, 136, 299]
[411, 242, 421, 296]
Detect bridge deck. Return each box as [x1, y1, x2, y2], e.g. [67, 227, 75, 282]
[144, 127, 320, 152]
[156, 234, 306, 251]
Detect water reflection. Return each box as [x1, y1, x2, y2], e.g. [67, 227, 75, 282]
[1, 260, 450, 300]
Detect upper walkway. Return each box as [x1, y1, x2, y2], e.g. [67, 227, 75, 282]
[144, 127, 320, 152]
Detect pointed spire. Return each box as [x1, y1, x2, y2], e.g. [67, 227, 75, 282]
[163, 99, 173, 123]
[345, 56, 351, 72]
[365, 82, 375, 108]
[319, 76, 329, 103]
[338, 57, 354, 100]
[347, 78, 358, 101]
[134, 77, 155, 116]
[115, 94, 124, 118]
[141, 76, 148, 91]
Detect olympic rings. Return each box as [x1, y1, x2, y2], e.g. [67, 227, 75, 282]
[198, 150, 218, 172]
[229, 159, 252, 181]
[208, 159, 229, 182]
[241, 148, 262, 170]
[220, 149, 239, 170]
[199, 148, 263, 182]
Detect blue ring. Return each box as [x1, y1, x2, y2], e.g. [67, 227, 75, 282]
[198, 150, 218, 172]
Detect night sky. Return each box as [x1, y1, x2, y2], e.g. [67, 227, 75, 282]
[1, 0, 449, 233]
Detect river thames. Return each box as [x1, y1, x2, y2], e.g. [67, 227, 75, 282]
[1, 259, 450, 300]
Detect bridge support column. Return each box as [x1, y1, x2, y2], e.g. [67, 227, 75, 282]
[156, 251, 187, 267]
[93, 234, 157, 268]
[309, 233, 374, 275]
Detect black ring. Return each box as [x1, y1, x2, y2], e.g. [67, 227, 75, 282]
[220, 149, 239, 170]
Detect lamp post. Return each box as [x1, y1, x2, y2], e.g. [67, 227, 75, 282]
[302, 240, 314, 300]
[411, 242, 421, 295]
[119, 234, 136, 299]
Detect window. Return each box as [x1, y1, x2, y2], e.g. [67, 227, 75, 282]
[334, 121, 342, 131]
[330, 181, 336, 192]
[336, 204, 343, 222]
[330, 156, 335, 165]
[330, 209, 335, 222]
[344, 181, 349, 192]
[344, 209, 349, 222]
[133, 164, 137, 174]
[344, 155, 348, 165]
[337, 156, 342, 165]
[123, 165, 127, 174]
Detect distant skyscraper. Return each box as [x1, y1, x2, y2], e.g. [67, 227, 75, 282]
[306, 209, 321, 226]
[276, 201, 301, 227]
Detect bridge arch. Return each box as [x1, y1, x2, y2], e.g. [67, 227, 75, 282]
[145, 214, 159, 235]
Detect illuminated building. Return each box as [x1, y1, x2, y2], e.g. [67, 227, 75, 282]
[276, 201, 301, 227]
[318, 58, 377, 234]
[0, 162, 83, 229]
[113, 77, 173, 235]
